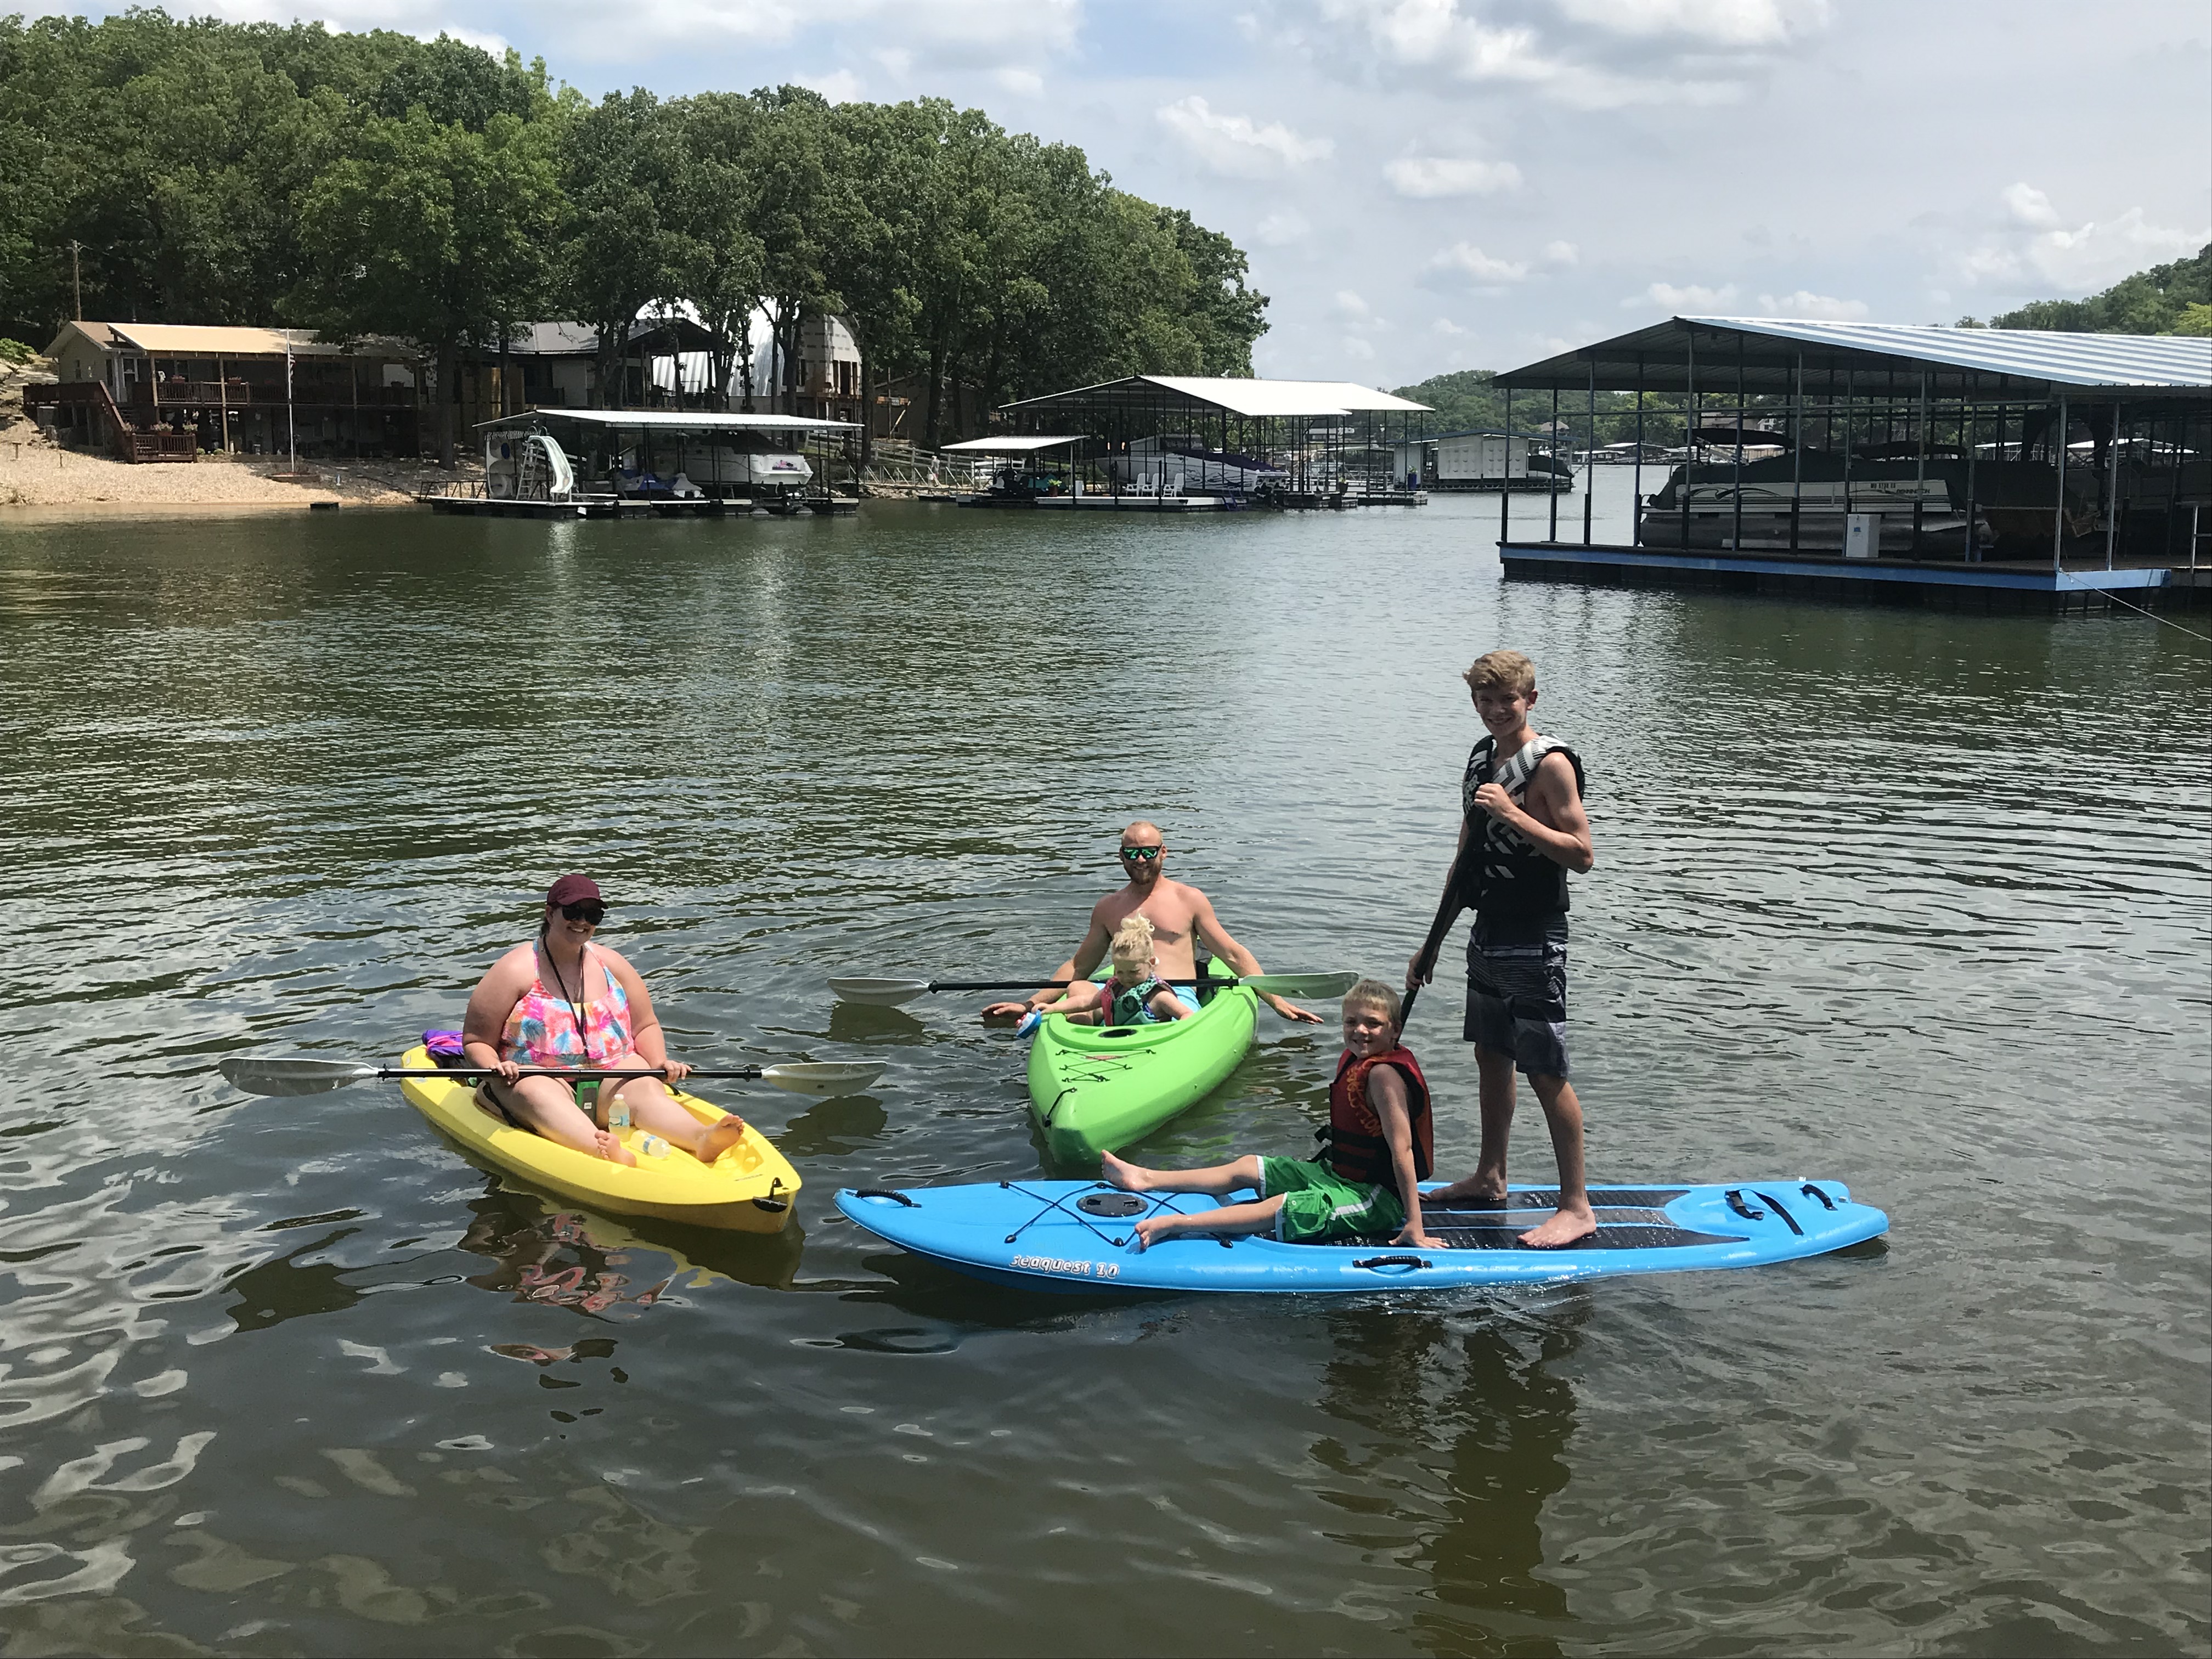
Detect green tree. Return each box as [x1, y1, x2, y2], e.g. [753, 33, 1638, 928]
[294, 105, 560, 462]
[555, 89, 693, 408]
[1987, 244, 2210, 333]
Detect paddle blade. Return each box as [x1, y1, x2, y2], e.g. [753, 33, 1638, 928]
[827, 977, 932, 1007]
[759, 1061, 883, 1097]
[1239, 972, 1361, 999]
[218, 1057, 383, 1097]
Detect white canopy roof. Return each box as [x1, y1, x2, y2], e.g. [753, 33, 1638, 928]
[1001, 376, 1431, 418]
[478, 409, 859, 432]
[939, 435, 1085, 453]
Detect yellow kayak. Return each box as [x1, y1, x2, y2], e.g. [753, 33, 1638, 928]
[395, 1045, 802, 1233]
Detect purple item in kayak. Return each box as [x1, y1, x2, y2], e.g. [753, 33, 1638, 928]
[424, 1029, 467, 1068]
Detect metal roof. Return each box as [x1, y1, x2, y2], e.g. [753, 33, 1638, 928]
[478, 409, 857, 432]
[939, 435, 1085, 453]
[1493, 317, 2212, 400]
[1001, 375, 1430, 418]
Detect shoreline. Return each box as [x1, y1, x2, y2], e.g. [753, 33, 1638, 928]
[0, 432, 456, 514]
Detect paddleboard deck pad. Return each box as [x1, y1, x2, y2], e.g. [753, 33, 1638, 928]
[836, 1178, 1887, 1293]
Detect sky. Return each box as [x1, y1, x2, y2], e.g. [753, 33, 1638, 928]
[49, 0, 2212, 388]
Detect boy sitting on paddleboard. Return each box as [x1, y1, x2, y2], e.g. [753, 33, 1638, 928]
[1056, 916, 1193, 1028]
[1101, 979, 1442, 1251]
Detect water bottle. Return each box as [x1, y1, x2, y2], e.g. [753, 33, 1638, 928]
[635, 1133, 669, 1158]
[607, 1097, 631, 1131]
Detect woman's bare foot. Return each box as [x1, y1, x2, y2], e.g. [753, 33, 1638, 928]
[1130, 1216, 1172, 1251]
[1519, 1204, 1596, 1248]
[692, 1117, 750, 1167]
[1101, 1152, 1161, 1192]
[590, 1129, 638, 1166]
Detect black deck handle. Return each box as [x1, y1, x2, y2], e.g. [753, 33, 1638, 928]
[1799, 1182, 1837, 1211]
[853, 1188, 917, 1207]
[1352, 1255, 1432, 1270]
[1724, 1188, 1764, 1221]
[1752, 1191, 1803, 1235]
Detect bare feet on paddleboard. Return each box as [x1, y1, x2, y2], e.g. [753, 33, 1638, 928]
[1101, 1150, 1155, 1192]
[1519, 1204, 1596, 1248]
[1429, 1172, 1508, 1207]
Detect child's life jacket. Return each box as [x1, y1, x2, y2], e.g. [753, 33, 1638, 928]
[1106, 975, 1171, 1025]
[1316, 1046, 1434, 1195]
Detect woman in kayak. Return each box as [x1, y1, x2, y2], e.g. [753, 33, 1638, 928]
[1058, 915, 1192, 1028]
[460, 874, 750, 1168]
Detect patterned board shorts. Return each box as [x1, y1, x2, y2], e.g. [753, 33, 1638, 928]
[1465, 914, 1571, 1078]
[1257, 1156, 1406, 1244]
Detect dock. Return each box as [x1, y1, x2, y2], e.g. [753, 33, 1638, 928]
[421, 492, 852, 519]
[1499, 541, 2210, 614]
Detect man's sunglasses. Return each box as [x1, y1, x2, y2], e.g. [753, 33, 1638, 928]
[1118, 845, 1163, 862]
[560, 901, 607, 924]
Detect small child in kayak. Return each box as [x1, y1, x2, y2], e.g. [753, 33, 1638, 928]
[1101, 978, 1442, 1250]
[1058, 915, 1193, 1028]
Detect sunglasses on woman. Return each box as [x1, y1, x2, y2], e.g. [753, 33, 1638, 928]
[1118, 845, 1163, 862]
[559, 901, 607, 924]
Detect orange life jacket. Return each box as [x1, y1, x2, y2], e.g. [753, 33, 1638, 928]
[1319, 1046, 1433, 1195]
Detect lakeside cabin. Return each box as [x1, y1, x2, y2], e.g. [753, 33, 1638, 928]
[30, 321, 421, 462]
[1484, 316, 2211, 613]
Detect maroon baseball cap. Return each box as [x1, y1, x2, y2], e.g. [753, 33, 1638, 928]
[546, 873, 602, 908]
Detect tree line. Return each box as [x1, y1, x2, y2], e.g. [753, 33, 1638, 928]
[0, 12, 1269, 460]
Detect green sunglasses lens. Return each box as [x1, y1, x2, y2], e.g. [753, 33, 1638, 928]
[1119, 846, 1161, 861]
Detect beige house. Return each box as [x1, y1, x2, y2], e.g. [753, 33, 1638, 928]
[36, 321, 422, 459]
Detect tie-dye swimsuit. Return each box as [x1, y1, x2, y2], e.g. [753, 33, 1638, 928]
[502, 944, 634, 1068]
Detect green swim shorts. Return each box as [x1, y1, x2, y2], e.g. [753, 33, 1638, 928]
[1257, 1156, 1405, 1244]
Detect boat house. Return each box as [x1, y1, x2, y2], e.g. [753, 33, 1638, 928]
[990, 376, 1431, 509]
[31, 321, 421, 461]
[1485, 317, 2211, 611]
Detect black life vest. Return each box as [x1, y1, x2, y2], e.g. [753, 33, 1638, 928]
[1456, 733, 1585, 920]
[1316, 1047, 1433, 1196]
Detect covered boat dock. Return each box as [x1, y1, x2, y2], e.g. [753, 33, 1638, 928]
[1486, 318, 2211, 612]
[994, 376, 1431, 509]
[422, 408, 861, 518]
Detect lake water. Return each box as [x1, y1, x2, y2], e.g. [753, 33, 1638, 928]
[2, 492, 2207, 1656]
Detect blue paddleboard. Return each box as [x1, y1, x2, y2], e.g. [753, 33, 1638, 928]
[836, 1178, 1887, 1294]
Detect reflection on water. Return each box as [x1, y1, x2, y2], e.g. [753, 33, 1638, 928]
[0, 500, 2205, 1654]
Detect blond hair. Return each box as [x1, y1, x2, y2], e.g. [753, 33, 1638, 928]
[1342, 978, 1403, 1028]
[1462, 649, 1537, 698]
[1109, 914, 1158, 973]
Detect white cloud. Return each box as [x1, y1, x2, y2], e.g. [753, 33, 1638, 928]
[994, 66, 1043, 97]
[1335, 289, 1372, 317]
[1254, 210, 1312, 246]
[802, 67, 865, 103]
[1425, 241, 1530, 283]
[1543, 240, 1579, 266]
[1432, 317, 1469, 335]
[1759, 290, 1868, 320]
[2002, 182, 2061, 229]
[1384, 155, 1522, 197]
[1629, 281, 1740, 309]
[1553, 0, 1825, 45]
[1341, 336, 1376, 360]
[1954, 187, 2209, 296]
[1156, 95, 1333, 177]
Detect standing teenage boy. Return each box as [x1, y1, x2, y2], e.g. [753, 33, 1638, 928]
[1408, 650, 1596, 1248]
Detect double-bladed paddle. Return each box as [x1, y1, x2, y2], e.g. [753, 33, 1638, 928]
[1401, 843, 1470, 1026]
[218, 1057, 883, 1099]
[827, 971, 1360, 1008]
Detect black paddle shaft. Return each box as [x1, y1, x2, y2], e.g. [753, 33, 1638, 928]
[379, 1066, 764, 1082]
[1401, 843, 1469, 1027]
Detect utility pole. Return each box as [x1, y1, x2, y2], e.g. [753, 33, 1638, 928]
[286, 330, 297, 475]
[69, 241, 82, 320]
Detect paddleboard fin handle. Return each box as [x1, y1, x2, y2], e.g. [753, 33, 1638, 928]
[853, 1188, 918, 1207]
[1353, 1255, 1433, 1270]
[1724, 1189, 1764, 1221]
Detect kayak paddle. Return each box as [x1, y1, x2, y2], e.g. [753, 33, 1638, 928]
[1401, 843, 1470, 1027]
[218, 1057, 883, 1099]
[828, 971, 1359, 1007]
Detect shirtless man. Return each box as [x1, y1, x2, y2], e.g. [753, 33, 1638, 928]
[983, 821, 1324, 1025]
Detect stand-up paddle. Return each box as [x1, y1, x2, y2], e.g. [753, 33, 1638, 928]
[1401, 843, 1469, 1027]
[827, 971, 1359, 1008]
[219, 1057, 883, 1099]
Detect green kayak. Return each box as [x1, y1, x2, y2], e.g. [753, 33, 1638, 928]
[1026, 959, 1258, 1163]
